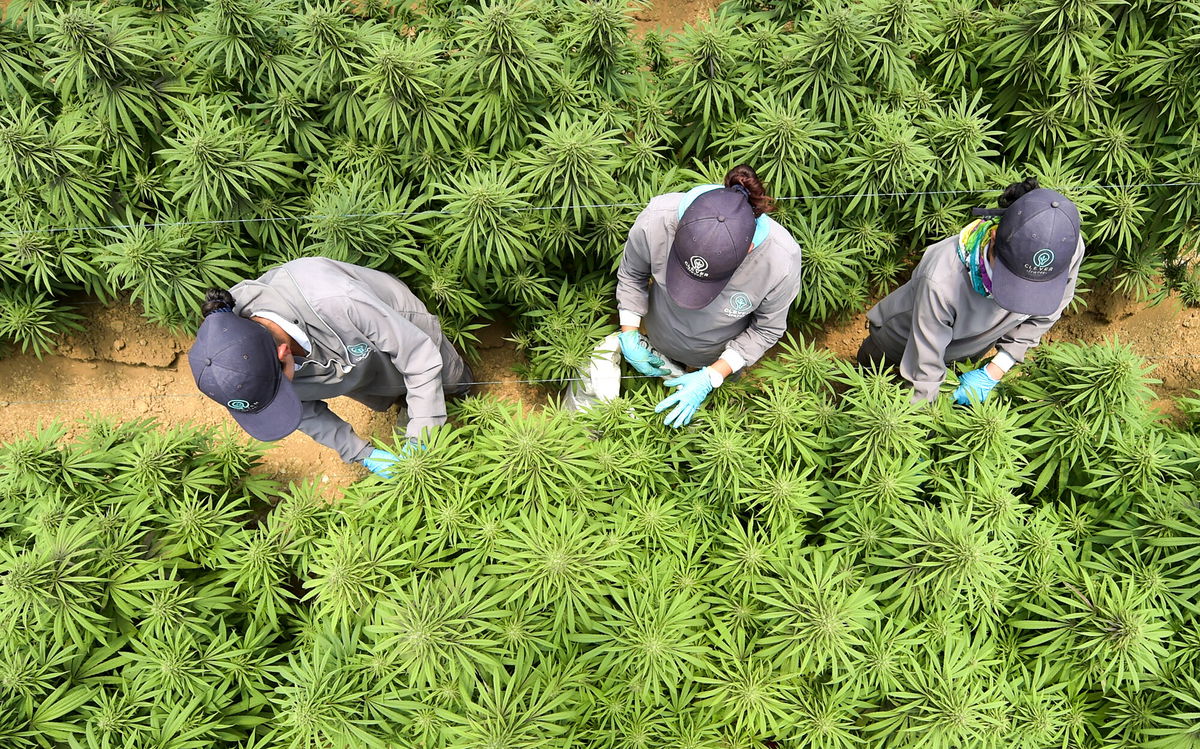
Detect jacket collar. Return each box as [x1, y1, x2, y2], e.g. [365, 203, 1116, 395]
[231, 270, 349, 366]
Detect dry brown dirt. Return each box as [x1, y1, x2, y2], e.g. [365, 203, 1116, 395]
[0, 302, 545, 495]
[2, 285, 1197, 492]
[631, 0, 725, 35]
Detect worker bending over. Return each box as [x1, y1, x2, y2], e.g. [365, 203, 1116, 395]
[569, 165, 803, 427]
[858, 178, 1084, 404]
[187, 258, 472, 476]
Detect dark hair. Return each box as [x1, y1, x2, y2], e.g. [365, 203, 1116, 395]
[998, 176, 1039, 208]
[201, 288, 236, 318]
[724, 164, 774, 217]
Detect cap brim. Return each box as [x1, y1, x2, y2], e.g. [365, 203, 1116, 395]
[988, 255, 1067, 317]
[228, 372, 302, 442]
[665, 253, 729, 310]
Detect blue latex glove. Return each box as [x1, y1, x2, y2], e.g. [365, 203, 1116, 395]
[655, 368, 715, 428]
[618, 330, 670, 377]
[952, 367, 1000, 405]
[360, 442, 424, 478]
[361, 448, 400, 478]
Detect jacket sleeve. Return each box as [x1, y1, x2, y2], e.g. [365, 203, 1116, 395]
[348, 301, 447, 441]
[615, 204, 658, 319]
[724, 261, 803, 369]
[900, 273, 957, 402]
[298, 400, 373, 463]
[996, 239, 1085, 364]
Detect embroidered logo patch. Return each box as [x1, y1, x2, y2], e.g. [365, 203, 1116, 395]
[722, 292, 753, 318]
[348, 343, 372, 360]
[227, 399, 253, 411]
[1033, 249, 1055, 268]
[684, 256, 710, 278]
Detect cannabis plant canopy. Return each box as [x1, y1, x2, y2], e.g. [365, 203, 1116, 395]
[1, 0, 1200, 356]
[3, 341, 1200, 747]
[1, 0, 1200, 747]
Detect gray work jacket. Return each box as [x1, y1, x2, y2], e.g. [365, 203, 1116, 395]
[615, 192, 803, 369]
[230, 258, 467, 462]
[866, 235, 1084, 401]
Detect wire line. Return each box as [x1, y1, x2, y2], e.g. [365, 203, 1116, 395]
[6, 180, 1199, 236]
[0, 373, 657, 405]
[4, 352, 1200, 407]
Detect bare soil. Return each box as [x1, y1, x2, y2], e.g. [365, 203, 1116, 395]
[0, 303, 545, 495]
[2, 285, 1196, 491]
[630, 0, 725, 35]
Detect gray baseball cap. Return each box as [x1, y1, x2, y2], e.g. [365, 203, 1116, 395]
[188, 310, 302, 442]
[666, 187, 757, 310]
[990, 188, 1082, 316]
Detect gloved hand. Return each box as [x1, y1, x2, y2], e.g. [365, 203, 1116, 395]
[361, 448, 401, 478]
[952, 367, 1000, 405]
[359, 441, 424, 478]
[618, 330, 670, 377]
[655, 368, 716, 428]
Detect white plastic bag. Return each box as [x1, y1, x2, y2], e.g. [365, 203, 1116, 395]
[563, 333, 684, 412]
[563, 333, 622, 412]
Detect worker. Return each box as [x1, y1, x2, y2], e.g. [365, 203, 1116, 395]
[567, 165, 803, 427]
[857, 178, 1084, 404]
[186, 257, 472, 477]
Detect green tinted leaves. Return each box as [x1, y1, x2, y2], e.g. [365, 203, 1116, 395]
[1017, 575, 1172, 689]
[518, 113, 623, 229]
[717, 94, 834, 197]
[487, 506, 624, 633]
[0, 288, 83, 358]
[156, 105, 299, 217]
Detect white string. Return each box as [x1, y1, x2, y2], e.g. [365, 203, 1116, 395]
[776, 181, 1200, 202]
[0, 175, 1197, 405]
[5, 181, 1199, 236]
[4, 353, 1200, 407]
[0, 373, 657, 405]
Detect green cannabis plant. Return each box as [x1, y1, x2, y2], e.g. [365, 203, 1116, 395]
[1, 340, 1199, 745]
[2, 0, 1200, 354]
[0, 0, 1198, 739]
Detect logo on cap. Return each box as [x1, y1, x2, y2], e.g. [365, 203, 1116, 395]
[228, 399, 253, 411]
[1033, 249, 1054, 268]
[684, 256, 709, 278]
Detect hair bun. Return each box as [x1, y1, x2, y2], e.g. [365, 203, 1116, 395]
[723, 164, 774, 218]
[201, 288, 237, 318]
[998, 176, 1041, 209]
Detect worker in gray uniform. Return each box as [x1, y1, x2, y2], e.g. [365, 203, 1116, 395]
[568, 165, 802, 427]
[186, 257, 472, 477]
[858, 178, 1084, 404]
